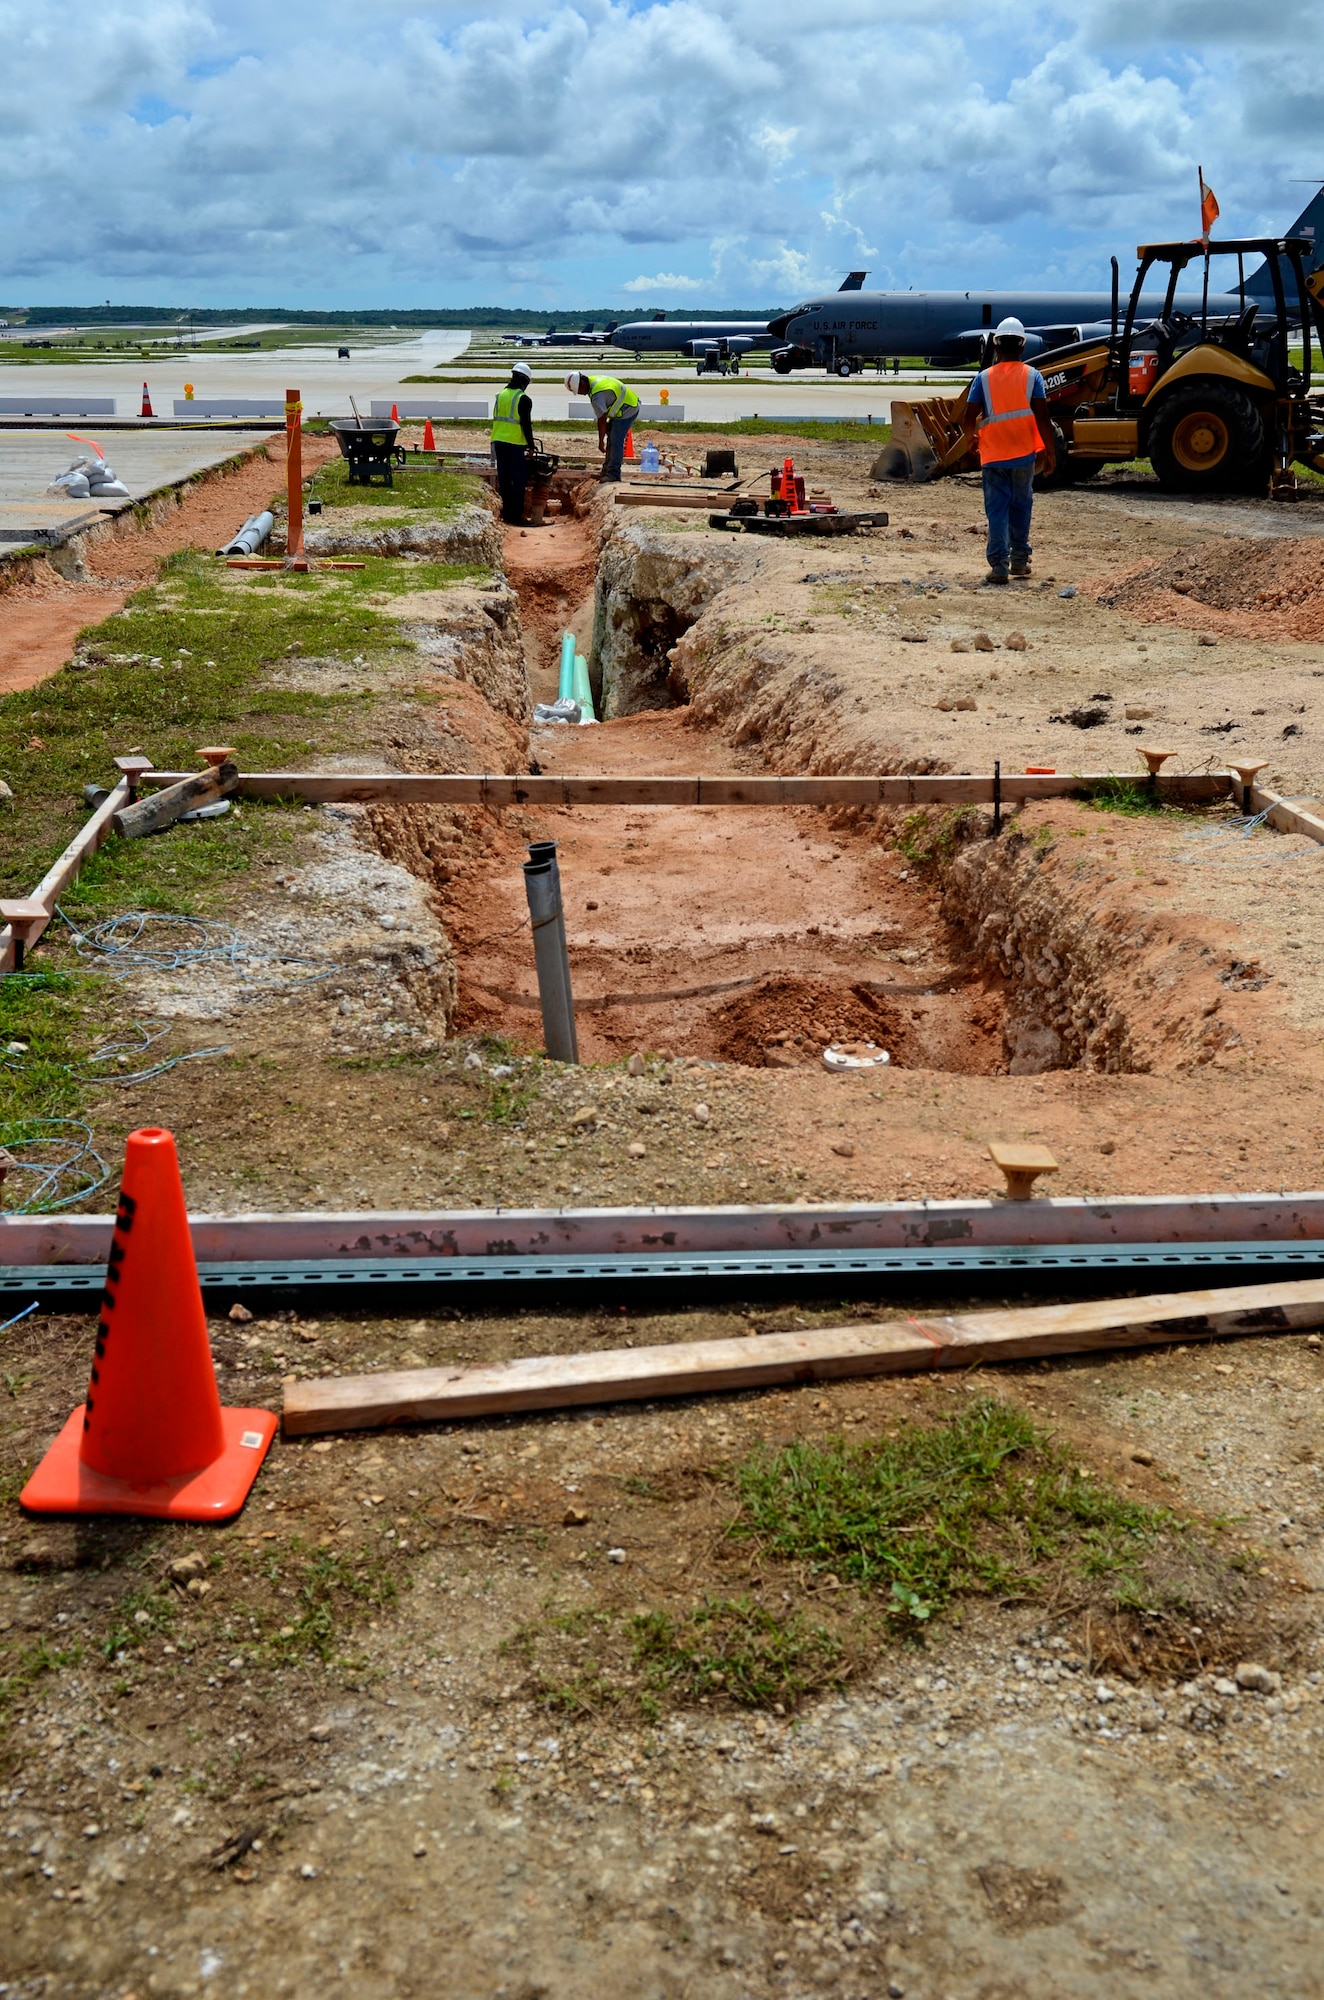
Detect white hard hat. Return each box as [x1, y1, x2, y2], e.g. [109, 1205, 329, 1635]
[510, 361, 532, 383]
[995, 316, 1026, 339]
[564, 371, 583, 392]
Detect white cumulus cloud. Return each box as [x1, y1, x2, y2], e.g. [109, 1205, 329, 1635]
[0, 0, 1318, 303]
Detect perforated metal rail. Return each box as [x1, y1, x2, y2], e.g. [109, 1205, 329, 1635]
[5, 1238, 1324, 1298]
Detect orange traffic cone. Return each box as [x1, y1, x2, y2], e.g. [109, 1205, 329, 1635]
[390, 402, 400, 424]
[140, 382, 154, 419]
[20, 1128, 276, 1521]
[624, 427, 635, 461]
[423, 418, 436, 453]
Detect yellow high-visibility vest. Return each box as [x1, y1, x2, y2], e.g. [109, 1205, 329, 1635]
[491, 384, 528, 445]
[587, 374, 640, 420]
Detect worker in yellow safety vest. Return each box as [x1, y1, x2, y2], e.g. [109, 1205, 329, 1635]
[961, 318, 1056, 584]
[491, 361, 536, 524]
[566, 370, 641, 482]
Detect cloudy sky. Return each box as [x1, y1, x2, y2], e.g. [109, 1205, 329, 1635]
[1, 0, 1319, 308]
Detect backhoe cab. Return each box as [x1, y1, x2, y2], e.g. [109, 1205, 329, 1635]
[877, 237, 1324, 496]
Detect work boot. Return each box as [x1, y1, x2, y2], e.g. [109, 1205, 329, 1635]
[986, 568, 1009, 586]
[1010, 559, 1031, 579]
[599, 471, 621, 483]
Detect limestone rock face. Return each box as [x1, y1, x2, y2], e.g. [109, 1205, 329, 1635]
[592, 517, 738, 718]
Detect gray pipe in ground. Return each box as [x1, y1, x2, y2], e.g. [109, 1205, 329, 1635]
[526, 840, 575, 1017]
[217, 510, 275, 557]
[523, 844, 578, 1063]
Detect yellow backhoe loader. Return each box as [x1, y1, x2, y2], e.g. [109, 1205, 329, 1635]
[875, 238, 1324, 497]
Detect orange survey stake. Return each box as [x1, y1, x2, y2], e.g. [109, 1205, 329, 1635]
[285, 387, 306, 571]
[19, 1128, 276, 1521]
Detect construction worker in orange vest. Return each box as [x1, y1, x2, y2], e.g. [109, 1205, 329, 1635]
[962, 318, 1056, 584]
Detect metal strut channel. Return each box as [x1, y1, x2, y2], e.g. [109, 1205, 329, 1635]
[4, 1239, 1324, 1296]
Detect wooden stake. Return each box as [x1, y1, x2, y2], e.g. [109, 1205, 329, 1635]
[285, 387, 306, 573]
[281, 1276, 1324, 1434]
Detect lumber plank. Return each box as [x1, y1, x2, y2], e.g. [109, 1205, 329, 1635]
[113, 761, 237, 839]
[1, 776, 131, 976]
[613, 490, 716, 509]
[1250, 782, 1324, 847]
[281, 1276, 1324, 1434]
[138, 768, 1235, 809]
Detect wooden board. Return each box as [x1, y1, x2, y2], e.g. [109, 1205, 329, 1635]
[281, 1276, 1324, 1434]
[0, 776, 131, 976]
[614, 490, 719, 510]
[1251, 782, 1324, 847]
[138, 770, 1235, 809]
[113, 760, 237, 839]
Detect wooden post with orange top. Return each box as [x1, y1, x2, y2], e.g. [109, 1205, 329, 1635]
[285, 387, 307, 572]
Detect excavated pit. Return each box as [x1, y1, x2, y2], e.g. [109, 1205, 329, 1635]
[360, 498, 1275, 1081]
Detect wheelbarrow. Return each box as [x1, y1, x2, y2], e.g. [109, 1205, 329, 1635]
[330, 419, 406, 488]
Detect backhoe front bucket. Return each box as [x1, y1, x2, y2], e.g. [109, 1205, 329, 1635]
[871, 392, 977, 483]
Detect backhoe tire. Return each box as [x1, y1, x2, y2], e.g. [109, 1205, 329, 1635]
[1148, 382, 1267, 493]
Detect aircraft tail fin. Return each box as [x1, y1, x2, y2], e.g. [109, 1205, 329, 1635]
[839, 271, 867, 291]
[1244, 185, 1324, 296]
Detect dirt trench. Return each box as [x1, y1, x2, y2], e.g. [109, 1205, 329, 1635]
[394, 499, 1307, 1087]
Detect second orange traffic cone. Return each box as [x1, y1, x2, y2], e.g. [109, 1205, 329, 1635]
[390, 402, 400, 424]
[140, 381, 154, 418]
[20, 1128, 276, 1521]
[624, 427, 635, 461]
[423, 418, 436, 453]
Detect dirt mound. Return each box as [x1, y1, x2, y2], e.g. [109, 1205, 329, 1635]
[712, 975, 901, 1067]
[1088, 534, 1324, 640]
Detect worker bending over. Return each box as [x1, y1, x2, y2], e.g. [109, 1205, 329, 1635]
[491, 361, 536, 524]
[567, 371, 640, 482]
[962, 318, 1055, 584]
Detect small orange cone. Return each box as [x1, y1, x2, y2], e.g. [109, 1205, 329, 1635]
[423, 418, 436, 453]
[390, 402, 400, 424]
[20, 1128, 276, 1521]
[140, 382, 154, 419]
[624, 426, 635, 460]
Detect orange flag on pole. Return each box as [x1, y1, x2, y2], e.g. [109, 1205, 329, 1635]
[1199, 167, 1219, 242]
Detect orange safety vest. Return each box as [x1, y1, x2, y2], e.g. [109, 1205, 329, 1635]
[975, 361, 1042, 465]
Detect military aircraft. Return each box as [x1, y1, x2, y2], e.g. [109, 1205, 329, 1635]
[501, 322, 618, 348]
[766, 192, 1324, 373]
[609, 280, 869, 361]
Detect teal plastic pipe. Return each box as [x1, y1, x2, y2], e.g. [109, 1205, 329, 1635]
[572, 652, 596, 722]
[557, 631, 577, 702]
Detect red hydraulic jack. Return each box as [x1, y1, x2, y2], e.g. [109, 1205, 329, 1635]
[225, 388, 364, 574]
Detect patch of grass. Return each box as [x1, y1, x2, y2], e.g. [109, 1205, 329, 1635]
[309, 455, 478, 514]
[0, 544, 487, 906]
[101, 1584, 177, 1660]
[255, 1540, 403, 1663]
[735, 1398, 1178, 1621]
[0, 1636, 81, 1731]
[632, 1596, 845, 1709]
[508, 1596, 849, 1717]
[1084, 775, 1197, 820]
[394, 415, 895, 446]
[0, 973, 96, 1126]
[473, 1038, 543, 1124]
[896, 804, 984, 870]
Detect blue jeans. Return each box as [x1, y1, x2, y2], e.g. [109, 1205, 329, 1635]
[982, 456, 1036, 573]
[602, 415, 635, 478]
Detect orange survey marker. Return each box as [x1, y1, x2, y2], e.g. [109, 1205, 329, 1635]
[20, 1128, 276, 1521]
